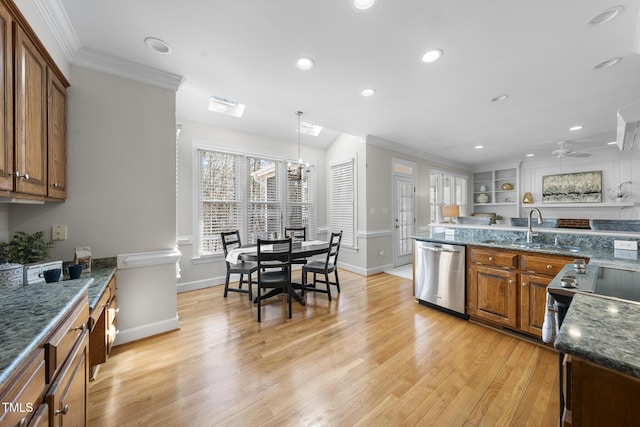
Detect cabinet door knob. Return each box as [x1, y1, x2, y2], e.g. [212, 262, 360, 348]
[52, 182, 59, 188]
[522, 282, 527, 287]
[24, 173, 29, 180]
[488, 256, 494, 261]
[508, 279, 513, 284]
[55, 404, 70, 415]
[72, 323, 86, 331]
[14, 171, 21, 178]
[18, 417, 27, 427]
[546, 264, 553, 270]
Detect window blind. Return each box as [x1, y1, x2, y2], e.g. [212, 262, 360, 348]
[329, 158, 356, 248]
[285, 167, 316, 240]
[430, 169, 468, 222]
[198, 150, 242, 255]
[247, 156, 281, 244]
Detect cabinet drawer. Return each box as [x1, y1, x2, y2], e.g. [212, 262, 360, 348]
[469, 247, 518, 269]
[45, 294, 89, 383]
[520, 253, 575, 276]
[89, 289, 109, 331]
[0, 349, 46, 427]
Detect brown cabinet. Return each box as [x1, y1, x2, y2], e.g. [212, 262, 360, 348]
[0, 292, 88, 427]
[89, 276, 118, 380]
[47, 71, 67, 199]
[0, 0, 13, 192]
[46, 331, 88, 427]
[468, 246, 575, 339]
[563, 354, 640, 426]
[0, 0, 69, 201]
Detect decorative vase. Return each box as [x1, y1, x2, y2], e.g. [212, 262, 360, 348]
[480, 185, 487, 192]
[476, 193, 489, 203]
[522, 192, 534, 204]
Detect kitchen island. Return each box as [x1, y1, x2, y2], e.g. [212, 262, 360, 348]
[554, 293, 640, 425]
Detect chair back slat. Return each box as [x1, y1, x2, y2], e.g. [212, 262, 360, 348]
[284, 226, 306, 242]
[325, 231, 343, 268]
[221, 230, 242, 264]
[257, 238, 293, 271]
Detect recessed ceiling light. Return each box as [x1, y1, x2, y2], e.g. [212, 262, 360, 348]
[588, 6, 624, 26]
[491, 94, 509, 102]
[569, 125, 583, 131]
[474, 145, 484, 149]
[594, 57, 622, 70]
[361, 88, 376, 97]
[144, 37, 172, 54]
[607, 141, 617, 145]
[354, 0, 376, 10]
[300, 121, 323, 136]
[526, 153, 535, 157]
[422, 49, 443, 63]
[296, 57, 315, 70]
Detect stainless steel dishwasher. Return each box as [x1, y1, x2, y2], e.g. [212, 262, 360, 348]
[414, 240, 467, 318]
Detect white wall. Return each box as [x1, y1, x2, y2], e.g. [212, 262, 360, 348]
[10, 65, 178, 344]
[517, 147, 640, 220]
[176, 118, 327, 291]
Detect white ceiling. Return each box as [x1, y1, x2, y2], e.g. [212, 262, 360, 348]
[49, 0, 640, 167]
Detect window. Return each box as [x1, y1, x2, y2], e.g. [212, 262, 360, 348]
[195, 146, 316, 257]
[430, 169, 468, 223]
[329, 157, 357, 248]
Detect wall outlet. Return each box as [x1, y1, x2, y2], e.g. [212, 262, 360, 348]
[52, 224, 67, 241]
[614, 240, 638, 251]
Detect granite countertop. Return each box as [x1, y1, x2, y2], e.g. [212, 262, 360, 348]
[554, 293, 640, 379]
[412, 229, 640, 271]
[0, 258, 116, 386]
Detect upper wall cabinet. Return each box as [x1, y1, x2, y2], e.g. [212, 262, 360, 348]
[0, 0, 69, 201]
[0, 1, 13, 192]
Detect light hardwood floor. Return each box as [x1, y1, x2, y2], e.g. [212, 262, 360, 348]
[88, 270, 559, 426]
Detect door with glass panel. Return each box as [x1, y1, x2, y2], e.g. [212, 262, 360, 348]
[393, 159, 416, 267]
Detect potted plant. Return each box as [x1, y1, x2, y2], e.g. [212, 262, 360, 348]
[0, 231, 56, 265]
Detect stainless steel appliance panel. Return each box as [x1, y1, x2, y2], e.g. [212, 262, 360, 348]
[414, 241, 466, 316]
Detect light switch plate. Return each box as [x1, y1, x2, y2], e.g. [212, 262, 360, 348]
[614, 240, 638, 250]
[52, 224, 67, 241]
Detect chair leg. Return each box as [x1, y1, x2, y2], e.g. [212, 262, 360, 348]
[334, 268, 341, 293]
[301, 270, 307, 296]
[288, 286, 292, 318]
[257, 286, 262, 323]
[238, 274, 243, 289]
[247, 274, 253, 301]
[325, 272, 332, 301]
[224, 271, 231, 297]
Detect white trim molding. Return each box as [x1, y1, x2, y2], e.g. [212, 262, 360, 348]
[117, 248, 182, 269]
[32, 0, 81, 60]
[358, 229, 394, 238]
[114, 314, 180, 346]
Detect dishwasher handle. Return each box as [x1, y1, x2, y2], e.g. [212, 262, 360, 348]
[423, 246, 458, 253]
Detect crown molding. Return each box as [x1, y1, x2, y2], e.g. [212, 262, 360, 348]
[72, 47, 185, 91]
[365, 134, 470, 170]
[31, 0, 81, 60]
[33, 0, 184, 91]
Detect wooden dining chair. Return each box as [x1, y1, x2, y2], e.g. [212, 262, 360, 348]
[301, 231, 342, 301]
[284, 226, 308, 265]
[221, 230, 258, 301]
[256, 238, 293, 322]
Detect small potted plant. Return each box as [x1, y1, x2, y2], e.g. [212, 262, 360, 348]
[0, 231, 56, 265]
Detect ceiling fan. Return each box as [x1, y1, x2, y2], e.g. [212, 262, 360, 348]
[551, 141, 592, 158]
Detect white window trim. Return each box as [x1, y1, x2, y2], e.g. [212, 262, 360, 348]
[191, 140, 317, 260]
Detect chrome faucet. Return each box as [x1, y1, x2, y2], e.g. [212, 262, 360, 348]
[527, 208, 543, 243]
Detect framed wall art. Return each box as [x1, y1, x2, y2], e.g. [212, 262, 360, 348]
[542, 170, 602, 203]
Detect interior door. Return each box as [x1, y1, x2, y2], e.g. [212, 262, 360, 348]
[392, 159, 416, 267]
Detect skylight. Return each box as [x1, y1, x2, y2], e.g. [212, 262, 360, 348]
[208, 96, 246, 118]
[299, 121, 323, 136]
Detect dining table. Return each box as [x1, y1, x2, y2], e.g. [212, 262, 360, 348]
[225, 240, 330, 305]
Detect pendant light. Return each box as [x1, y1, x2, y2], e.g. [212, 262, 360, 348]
[288, 111, 310, 180]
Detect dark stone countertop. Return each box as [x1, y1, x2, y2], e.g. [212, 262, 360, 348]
[0, 258, 116, 386]
[554, 293, 640, 379]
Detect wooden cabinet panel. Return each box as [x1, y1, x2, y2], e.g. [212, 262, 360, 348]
[14, 25, 47, 196]
[29, 402, 49, 426]
[0, 1, 12, 191]
[47, 70, 66, 199]
[520, 253, 575, 276]
[0, 349, 45, 427]
[44, 297, 88, 383]
[89, 276, 118, 380]
[469, 247, 518, 269]
[520, 273, 552, 336]
[563, 355, 640, 426]
[469, 265, 518, 328]
[46, 331, 88, 427]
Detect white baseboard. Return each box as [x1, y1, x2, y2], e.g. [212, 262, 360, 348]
[336, 261, 393, 277]
[114, 314, 180, 345]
